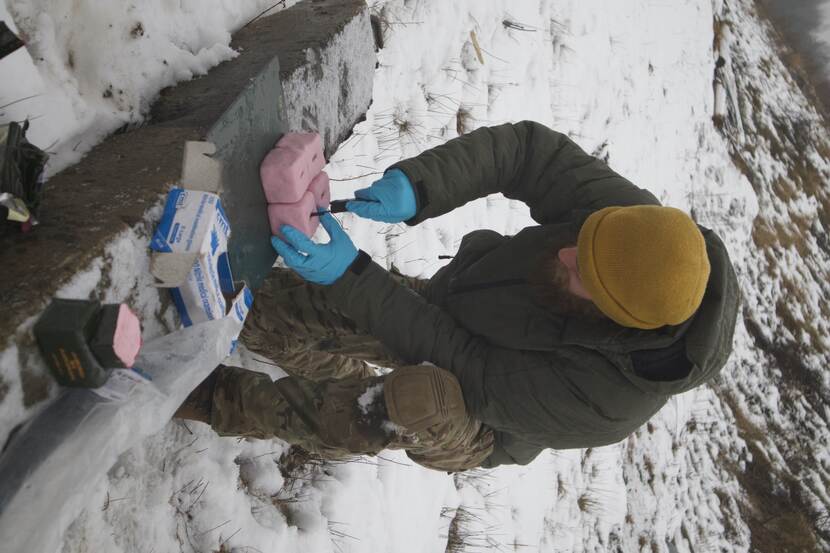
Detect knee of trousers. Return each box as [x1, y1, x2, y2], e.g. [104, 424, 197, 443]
[383, 365, 467, 433]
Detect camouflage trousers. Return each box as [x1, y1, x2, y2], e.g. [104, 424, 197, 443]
[210, 268, 494, 472]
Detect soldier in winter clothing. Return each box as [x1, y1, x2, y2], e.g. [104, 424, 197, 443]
[175, 121, 740, 472]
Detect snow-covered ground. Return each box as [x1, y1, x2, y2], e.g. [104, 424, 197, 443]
[1, 0, 300, 175]
[2, 0, 829, 551]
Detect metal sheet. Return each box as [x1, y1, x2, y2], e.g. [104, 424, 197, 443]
[207, 57, 287, 291]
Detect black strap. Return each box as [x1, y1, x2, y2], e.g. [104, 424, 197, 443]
[348, 250, 372, 276]
[630, 339, 692, 382]
[0, 22, 24, 60]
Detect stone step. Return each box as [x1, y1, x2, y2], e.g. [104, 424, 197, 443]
[0, 0, 374, 341]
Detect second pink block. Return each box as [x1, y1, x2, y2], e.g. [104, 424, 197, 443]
[268, 191, 319, 239]
[260, 133, 326, 204]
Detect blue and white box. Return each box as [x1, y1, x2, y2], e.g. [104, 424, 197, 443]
[150, 187, 235, 326]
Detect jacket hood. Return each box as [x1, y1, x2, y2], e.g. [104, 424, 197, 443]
[442, 224, 741, 396]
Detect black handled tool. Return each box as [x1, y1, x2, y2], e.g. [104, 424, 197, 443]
[311, 198, 378, 217]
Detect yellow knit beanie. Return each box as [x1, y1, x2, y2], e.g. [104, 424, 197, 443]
[576, 206, 710, 329]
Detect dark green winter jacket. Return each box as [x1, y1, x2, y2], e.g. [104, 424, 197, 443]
[329, 121, 740, 468]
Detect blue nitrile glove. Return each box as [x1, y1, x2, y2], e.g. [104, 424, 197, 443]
[346, 168, 416, 223]
[271, 212, 358, 285]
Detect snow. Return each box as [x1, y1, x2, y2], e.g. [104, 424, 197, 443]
[0, 308, 247, 553]
[358, 383, 383, 415]
[1, 0, 300, 174]
[0, 213, 173, 449]
[2, 0, 828, 551]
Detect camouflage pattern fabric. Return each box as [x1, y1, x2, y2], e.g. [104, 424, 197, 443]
[211, 366, 391, 459]
[239, 268, 383, 381]
[216, 268, 494, 472]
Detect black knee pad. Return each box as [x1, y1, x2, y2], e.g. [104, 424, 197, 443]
[384, 365, 466, 433]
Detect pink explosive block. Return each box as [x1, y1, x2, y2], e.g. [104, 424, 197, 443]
[268, 190, 320, 239]
[260, 133, 326, 204]
[113, 304, 142, 368]
[308, 171, 331, 209]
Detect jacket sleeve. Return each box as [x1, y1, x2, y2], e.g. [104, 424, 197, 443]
[328, 253, 653, 451]
[328, 254, 494, 381]
[392, 121, 660, 225]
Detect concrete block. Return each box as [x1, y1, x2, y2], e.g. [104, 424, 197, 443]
[0, 0, 374, 340]
[281, 4, 376, 156]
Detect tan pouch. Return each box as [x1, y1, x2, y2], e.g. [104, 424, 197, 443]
[384, 365, 466, 433]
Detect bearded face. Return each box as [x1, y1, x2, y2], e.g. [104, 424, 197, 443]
[530, 250, 606, 320]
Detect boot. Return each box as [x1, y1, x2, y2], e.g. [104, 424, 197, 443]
[173, 368, 219, 424]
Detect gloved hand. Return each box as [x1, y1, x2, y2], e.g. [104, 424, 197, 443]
[271, 212, 358, 285]
[346, 168, 417, 223]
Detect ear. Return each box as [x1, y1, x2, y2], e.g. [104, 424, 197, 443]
[557, 247, 579, 270]
[558, 247, 593, 300]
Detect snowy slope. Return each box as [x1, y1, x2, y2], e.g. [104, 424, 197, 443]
[2, 0, 828, 552]
[709, 0, 830, 550]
